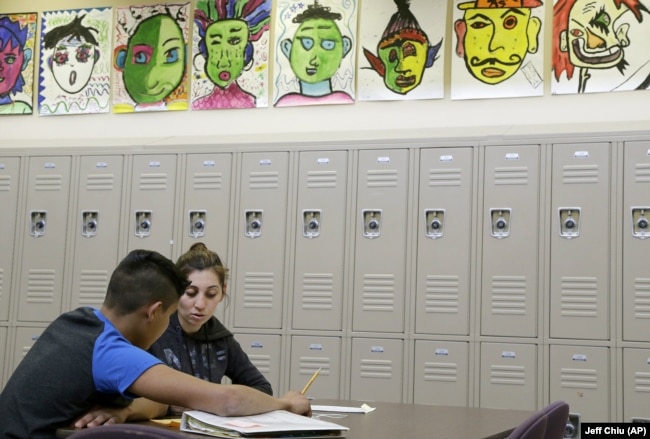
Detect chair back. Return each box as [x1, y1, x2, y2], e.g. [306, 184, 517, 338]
[68, 424, 185, 438]
[508, 410, 547, 439]
[542, 400, 570, 439]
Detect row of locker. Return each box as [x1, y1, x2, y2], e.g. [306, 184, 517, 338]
[1, 141, 649, 341]
[2, 326, 649, 423]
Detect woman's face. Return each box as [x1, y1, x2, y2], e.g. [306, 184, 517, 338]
[177, 269, 225, 334]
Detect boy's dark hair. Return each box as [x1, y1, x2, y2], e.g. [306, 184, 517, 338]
[104, 249, 189, 315]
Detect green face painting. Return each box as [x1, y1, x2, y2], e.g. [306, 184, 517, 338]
[204, 19, 250, 89]
[378, 32, 429, 94]
[289, 17, 345, 84]
[123, 15, 185, 104]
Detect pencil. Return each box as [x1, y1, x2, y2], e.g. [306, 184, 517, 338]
[300, 367, 321, 394]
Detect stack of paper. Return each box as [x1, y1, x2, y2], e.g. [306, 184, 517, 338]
[181, 409, 349, 438]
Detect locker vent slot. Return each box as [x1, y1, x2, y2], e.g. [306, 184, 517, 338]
[247, 354, 271, 373]
[634, 371, 650, 392]
[78, 270, 109, 305]
[299, 357, 330, 373]
[366, 170, 398, 188]
[86, 173, 115, 191]
[362, 274, 395, 311]
[193, 172, 222, 190]
[139, 173, 168, 190]
[301, 273, 334, 310]
[424, 362, 458, 382]
[635, 163, 650, 183]
[560, 367, 598, 389]
[634, 278, 650, 319]
[490, 365, 526, 385]
[428, 168, 462, 186]
[26, 269, 55, 303]
[306, 170, 337, 188]
[0, 268, 3, 299]
[560, 277, 598, 317]
[0, 175, 11, 191]
[360, 359, 393, 378]
[243, 272, 274, 308]
[562, 165, 599, 184]
[491, 276, 526, 315]
[35, 174, 63, 191]
[249, 172, 280, 189]
[494, 166, 529, 185]
[425, 275, 459, 313]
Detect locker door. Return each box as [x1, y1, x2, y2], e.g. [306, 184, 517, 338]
[289, 335, 342, 399]
[0, 326, 6, 388]
[416, 148, 473, 335]
[234, 152, 289, 329]
[481, 146, 540, 337]
[622, 141, 650, 342]
[293, 151, 348, 330]
[127, 155, 178, 259]
[0, 157, 20, 321]
[234, 333, 282, 395]
[479, 342, 537, 410]
[623, 348, 650, 422]
[413, 340, 469, 407]
[12, 326, 44, 375]
[353, 150, 409, 333]
[550, 143, 611, 340]
[350, 337, 404, 402]
[70, 156, 125, 309]
[18, 157, 72, 322]
[549, 344, 610, 422]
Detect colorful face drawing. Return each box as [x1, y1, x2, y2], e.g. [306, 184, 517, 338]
[116, 14, 186, 104]
[377, 32, 431, 94]
[0, 17, 31, 98]
[204, 19, 250, 89]
[455, 0, 542, 85]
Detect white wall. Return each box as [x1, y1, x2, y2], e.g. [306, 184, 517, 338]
[2, 0, 650, 147]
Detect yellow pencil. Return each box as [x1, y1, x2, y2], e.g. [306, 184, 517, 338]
[300, 367, 321, 394]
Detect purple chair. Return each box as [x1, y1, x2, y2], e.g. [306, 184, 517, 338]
[507, 410, 547, 439]
[542, 401, 570, 439]
[67, 424, 185, 438]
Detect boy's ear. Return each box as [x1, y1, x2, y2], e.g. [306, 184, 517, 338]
[145, 301, 163, 322]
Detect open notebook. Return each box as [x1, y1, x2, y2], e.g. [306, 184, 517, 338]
[181, 409, 348, 438]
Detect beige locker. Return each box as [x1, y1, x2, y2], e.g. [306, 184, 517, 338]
[0, 157, 20, 321]
[353, 150, 409, 333]
[481, 146, 541, 337]
[350, 337, 404, 402]
[550, 143, 611, 340]
[11, 326, 44, 375]
[127, 155, 178, 259]
[415, 148, 473, 335]
[17, 156, 72, 322]
[289, 335, 342, 399]
[623, 348, 650, 422]
[479, 342, 538, 411]
[413, 340, 469, 407]
[549, 344, 610, 422]
[234, 333, 282, 396]
[622, 141, 650, 342]
[180, 154, 233, 323]
[292, 151, 348, 331]
[70, 156, 125, 310]
[0, 326, 6, 388]
[234, 153, 289, 329]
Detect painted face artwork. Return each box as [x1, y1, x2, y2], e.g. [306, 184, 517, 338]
[378, 31, 429, 94]
[561, 0, 631, 70]
[50, 37, 96, 94]
[289, 16, 346, 84]
[0, 38, 25, 96]
[204, 19, 250, 89]
[123, 14, 185, 104]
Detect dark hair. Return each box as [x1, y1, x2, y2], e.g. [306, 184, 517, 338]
[104, 249, 189, 315]
[293, 0, 342, 24]
[176, 242, 230, 297]
[43, 14, 99, 49]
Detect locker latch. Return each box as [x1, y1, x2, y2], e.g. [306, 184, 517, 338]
[189, 210, 207, 238]
[29, 211, 47, 238]
[424, 209, 445, 239]
[135, 210, 152, 238]
[303, 210, 321, 239]
[631, 207, 650, 239]
[362, 209, 382, 239]
[559, 208, 581, 239]
[81, 211, 99, 238]
[245, 210, 263, 238]
[490, 208, 511, 239]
